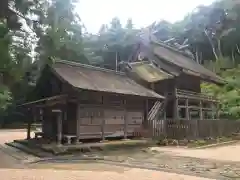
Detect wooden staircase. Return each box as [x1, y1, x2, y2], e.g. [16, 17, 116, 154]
[148, 101, 164, 121]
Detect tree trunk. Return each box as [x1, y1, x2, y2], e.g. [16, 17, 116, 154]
[236, 44, 240, 55]
[232, 49, 235, 64]
[217, 39, 223, 58]
[195, 47, 199, 64]
[204, 29, 219, 60]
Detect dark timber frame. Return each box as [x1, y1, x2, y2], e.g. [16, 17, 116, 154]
[173, 89, 220, 120]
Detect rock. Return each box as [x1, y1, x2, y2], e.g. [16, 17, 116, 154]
[178, 139, 188, 146]
[190, 167, 196, 171]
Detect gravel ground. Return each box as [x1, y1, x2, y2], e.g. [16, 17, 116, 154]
[1, 130, 240, 180]
[151, 145, 240, 162]
[0, 168, 213, 180]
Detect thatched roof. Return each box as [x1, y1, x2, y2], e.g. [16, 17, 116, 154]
[151, 40, 223, 84]
[50, 60, 164, 99]
[134, 31, 224, 84]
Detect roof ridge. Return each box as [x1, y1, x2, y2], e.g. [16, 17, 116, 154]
[55, 60, 126, 76]
[151, 39, 194, 61]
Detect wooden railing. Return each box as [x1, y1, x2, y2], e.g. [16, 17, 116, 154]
[176, 89, 218, 102]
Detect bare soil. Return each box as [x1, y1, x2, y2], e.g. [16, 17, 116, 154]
[1, 130, 240, 180]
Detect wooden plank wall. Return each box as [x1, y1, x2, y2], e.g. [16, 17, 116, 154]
[77, 106, 144, 139]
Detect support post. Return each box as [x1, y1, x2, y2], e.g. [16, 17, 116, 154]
[174, 88, 179, 120]
[123, 99, 128, 139]
[57, 112, 62, 145]
[101, 108, 105, 141]
[186, 98, 190, 120]
[216, 103, 220, 120]
[163, 92, 168, 121]
[211, 102, 215, 120]
[199, 101, 203, 120]
[145, 99, 149, 127]
[150, 83, 155, 91]
[27, 108, 35, 140]
[52, 109, 62, 145]
[76, 104, 81, 143]
[27, 109, 31, 140]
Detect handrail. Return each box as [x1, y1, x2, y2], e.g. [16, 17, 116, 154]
[176, 89, 218, 101]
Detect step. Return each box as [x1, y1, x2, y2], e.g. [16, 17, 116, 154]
[6, 142, 53, 160]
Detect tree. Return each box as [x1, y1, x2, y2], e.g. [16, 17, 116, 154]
[126, 18, 133, 30]
[0, 0, 34, 110]
[83, 17, 138, 70]
[32, 0, 87, 69]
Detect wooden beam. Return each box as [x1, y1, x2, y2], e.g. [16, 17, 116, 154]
[123, 99, 128, 139]
[174, 87, 179, 120]
[186, 98, 190, 120]
[19, 94, 68, 107]
[101, 109, 105, 141]
[211, 102, 215, 120]
[144, 99, 149, 128]
[200, 101, 203, 120]
[27, 109, 31, 140]
[178, 105, 213, 110]
[56, 111, 63, 145]
[216, 103, 220, 120]
[76, 104, 81, 142]
[150, 83, 155, 90]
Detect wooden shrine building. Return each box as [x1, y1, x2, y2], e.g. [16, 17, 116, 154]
[125, 30, 224, 121]
[20, 30, 224, 144]
[21, 60, 164, 144]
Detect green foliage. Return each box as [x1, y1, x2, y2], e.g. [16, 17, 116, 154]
[0, 0, 240, 121]
[0, 86, 11, 111]
[32, 0, 87, 67]
[83, 17, 138, 69]
[202, 59, 240, 118]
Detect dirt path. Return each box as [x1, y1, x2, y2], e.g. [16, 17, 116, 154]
[0, 168, 213, 180]
[2, 130, 239, 180]
[151, 144, 240, 162]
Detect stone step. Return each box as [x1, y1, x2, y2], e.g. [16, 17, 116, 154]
[0, 144, 33, 162]
[6, 142, 52, 161]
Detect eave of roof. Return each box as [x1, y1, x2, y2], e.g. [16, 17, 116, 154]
[50, 60, 165, 99]
[150, 41, 224, 84]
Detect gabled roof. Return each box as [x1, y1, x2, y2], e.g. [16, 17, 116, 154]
[128, 61, 173, 83]
[50, 60, 164, 99]
[151, 40, 223, 84]
[135, 31, 224, 84]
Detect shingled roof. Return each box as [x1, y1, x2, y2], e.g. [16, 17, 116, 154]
[50, 60, 164, 99]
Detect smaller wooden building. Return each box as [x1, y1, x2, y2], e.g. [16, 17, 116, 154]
[125, 30, 224, 121]
[22, 60, 163, 144]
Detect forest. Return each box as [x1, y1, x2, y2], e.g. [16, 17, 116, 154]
[0, 0, 239, 123]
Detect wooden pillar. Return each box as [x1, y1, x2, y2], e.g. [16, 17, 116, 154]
[211, 102, 215, 120]
[76, 104, 81, 143]
[123, 99, 128, 139]
[27, 108, 35, 140]
[101, 108, 105, 141]
[52, 110, 62, 145]
[57, 111, 62, 145]
[216, 103, 220, 120]
[199, 101, 203, 120]
[150, 83, 155, 91]
[163, 92, 168, 121]
[174, 88, 179, 120]
[186, 98, 190, 120]
[145, 99, 149, 126]
[27, 108, 31, 140]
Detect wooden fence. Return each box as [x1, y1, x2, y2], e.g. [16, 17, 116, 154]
[137, 119, 240, 139]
